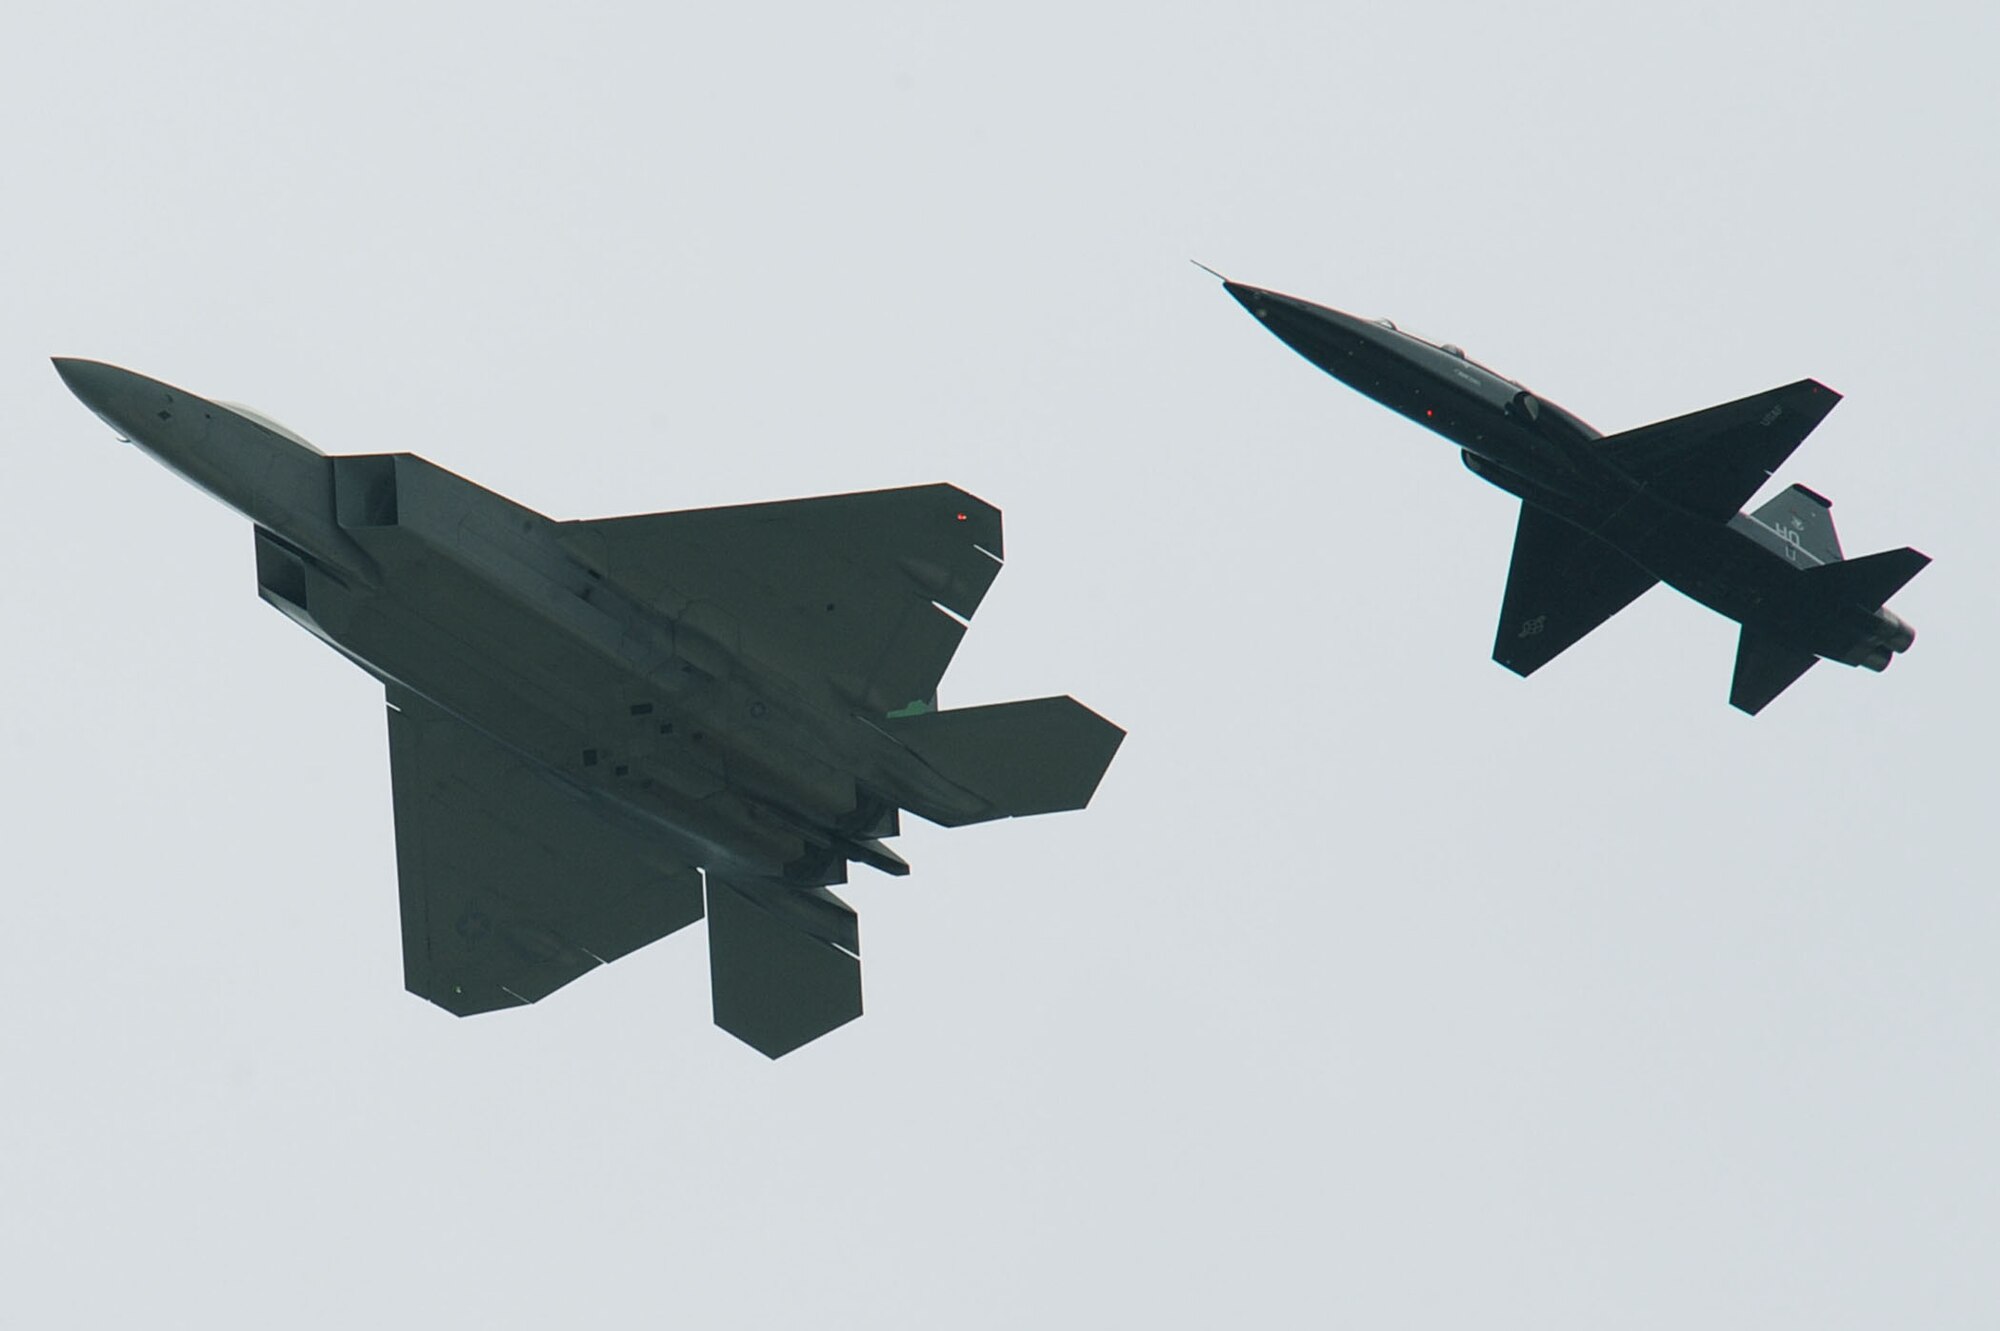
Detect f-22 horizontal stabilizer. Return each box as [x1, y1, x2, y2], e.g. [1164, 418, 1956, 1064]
[880, 696, 1125, 827]
[706, 874, 862, 1059]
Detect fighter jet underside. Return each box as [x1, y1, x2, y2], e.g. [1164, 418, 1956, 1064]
[55, 358, 1124, 1058]
[1215, 277, 1927, 713]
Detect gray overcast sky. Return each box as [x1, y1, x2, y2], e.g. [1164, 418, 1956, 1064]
[4, 3, 1994, 1326]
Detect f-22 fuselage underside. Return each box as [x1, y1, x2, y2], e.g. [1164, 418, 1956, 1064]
[54, 358, 1123, 1058]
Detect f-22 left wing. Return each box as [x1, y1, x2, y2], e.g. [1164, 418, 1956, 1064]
[386, 687, 705, 1016]
[388, 687, 868, 1056]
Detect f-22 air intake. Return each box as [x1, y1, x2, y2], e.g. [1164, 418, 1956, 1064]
[1217, 279, 1928, 714]
[55, 359, 1122, 1057]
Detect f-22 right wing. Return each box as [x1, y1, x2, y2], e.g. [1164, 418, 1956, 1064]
[560, 485, 1004, 717]
[1492, 501, 1659, 676]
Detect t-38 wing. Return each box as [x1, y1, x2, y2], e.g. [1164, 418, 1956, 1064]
[1492, 501, 1659, 676]
[1599, 380, 1841, 521]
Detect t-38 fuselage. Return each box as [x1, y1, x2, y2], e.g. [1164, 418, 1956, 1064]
[1221, 280, 1927, 714]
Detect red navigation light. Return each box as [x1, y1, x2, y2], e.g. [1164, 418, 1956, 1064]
[955, 512, 967, 521]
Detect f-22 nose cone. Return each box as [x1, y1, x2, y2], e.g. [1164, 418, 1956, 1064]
[51, 355, 104, 386]
[51, 356, 124, 407]
[51, 357, 162, 441]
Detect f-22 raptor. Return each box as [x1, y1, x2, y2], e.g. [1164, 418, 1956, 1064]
[1219, 279, 1928, 713]
[55, 359, 1122, 1057]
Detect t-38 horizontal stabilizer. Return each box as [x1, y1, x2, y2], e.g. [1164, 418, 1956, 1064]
[1728, 546, 1929, 713]
[1802, 545, 1931, 611]
[1730, 628, 1819, 715]
[881, 696, 1125, 827]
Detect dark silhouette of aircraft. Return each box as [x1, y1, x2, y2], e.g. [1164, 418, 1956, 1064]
[55, 358, 1122, 1056]
[1217, 279, 1927, 713]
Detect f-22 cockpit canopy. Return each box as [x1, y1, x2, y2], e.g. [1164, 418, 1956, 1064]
[215, 401, 323, 455]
